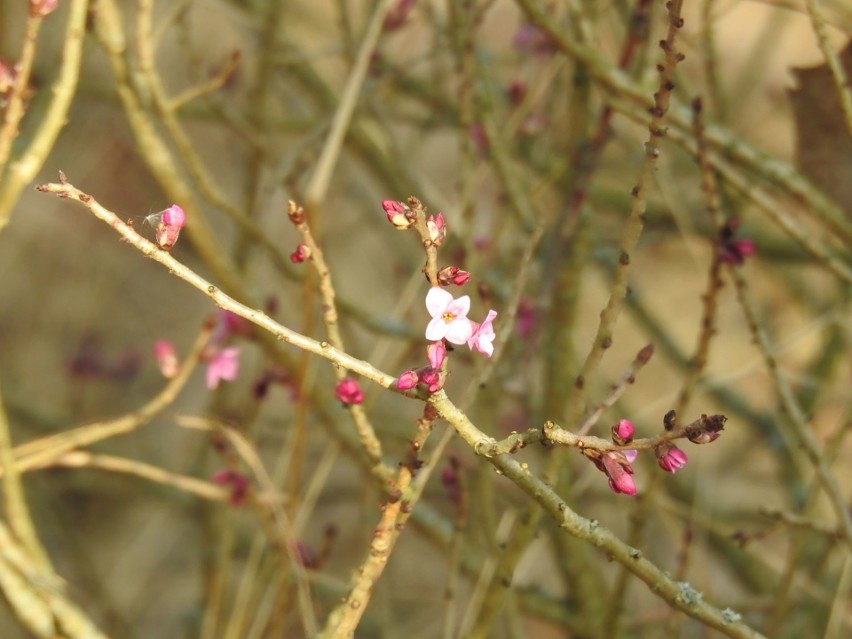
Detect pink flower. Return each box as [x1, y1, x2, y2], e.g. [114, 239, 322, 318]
[437, 266, 471, 286]
[612, 419, 635, 445]
[396, 370, 419, 390]
[425, 287, 473, 345]
[290, 243, 311, 263]
[335, 377, 364, 405]
[655, 442, 688, 473]
[382, 199, 413, 230]
[205, 347, 240, 389]
[153, 340, 179, 378]
[426, 213, 446, 246]
[467, 310, 497, 357]
[426, 341, 446, 369]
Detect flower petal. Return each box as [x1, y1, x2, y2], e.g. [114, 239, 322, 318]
[426, 287, 453, 317]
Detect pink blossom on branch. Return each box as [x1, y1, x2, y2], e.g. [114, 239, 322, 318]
[611, 419, 635, 445]
[467, 310, 497, 357]
[425, 287, 473, 345]
[426, 340, 446, 369]
[290, 243, 311, 263]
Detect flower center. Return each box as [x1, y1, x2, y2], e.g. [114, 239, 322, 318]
[442, 312, 456, 323]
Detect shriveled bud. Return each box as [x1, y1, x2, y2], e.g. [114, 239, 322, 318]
[287, 201, 305, 225]
[687, 413, 726, 444]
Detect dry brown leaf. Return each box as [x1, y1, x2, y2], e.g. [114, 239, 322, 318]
[788, 40, 852, 215]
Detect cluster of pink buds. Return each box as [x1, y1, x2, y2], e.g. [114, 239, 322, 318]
[589, 411, 725, 496]
[397, 341, 446, 393]
[437, 266, 471, 286]
[146, 204, 186, 251]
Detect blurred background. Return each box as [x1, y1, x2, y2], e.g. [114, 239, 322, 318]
[0, 0, 850, 637]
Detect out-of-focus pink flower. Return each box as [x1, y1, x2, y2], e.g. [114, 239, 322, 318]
[396, 370, 419, 390]
[513, 23, 557, 57]
[506, 79, 527, 106]
[467, 310, 497, 357]
[290, 243, 311, 263]
[426, 341, 446, 369]
[655, 442, 688, 473]
[468, 123, 490, 158]
[516, 298, 536, 339]
[382, 199, 413, 230]
[335, 377, 364, 405]
[30, 0, 60, 17]
[383, 0, 416, 31]
[437, 266, 470, 286]
[148, 204, 186, 250]
[293, 541, 319, 569]
[154, 340, 179, 379]
[441, 456, 462, 505]
[212, 469, 250, 506]
[425, 287, 473, 345]
[719, 218, 755, 266]
[720, 238, 755, 265]
[427, 213, 446, 246]
[612, 419, 635, 445]
[205, 347, 240, 389]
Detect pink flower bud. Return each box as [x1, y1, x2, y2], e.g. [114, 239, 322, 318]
[437, 266, 471, 286]
[426, 213, 446, 245]
[335, 377, 364, 405]
[153, 340, 179, 378]
[612, 419, 635, 445]
[382, 199, 413, 230]
[426, 341, 446, 369]
[150, 204, 186, 250]
[655, 442, 688, 473]
[161, 204, 186, 228]
[289, 243, 311, 263]
[601, 452, 636, 495]
[396, 370, 419, 390]
[419, 368, 442, 393]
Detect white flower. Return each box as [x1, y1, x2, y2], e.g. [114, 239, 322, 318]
[425, 287, 473, 345]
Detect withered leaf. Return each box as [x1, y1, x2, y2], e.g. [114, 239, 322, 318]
[788, 41, 852, 216]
